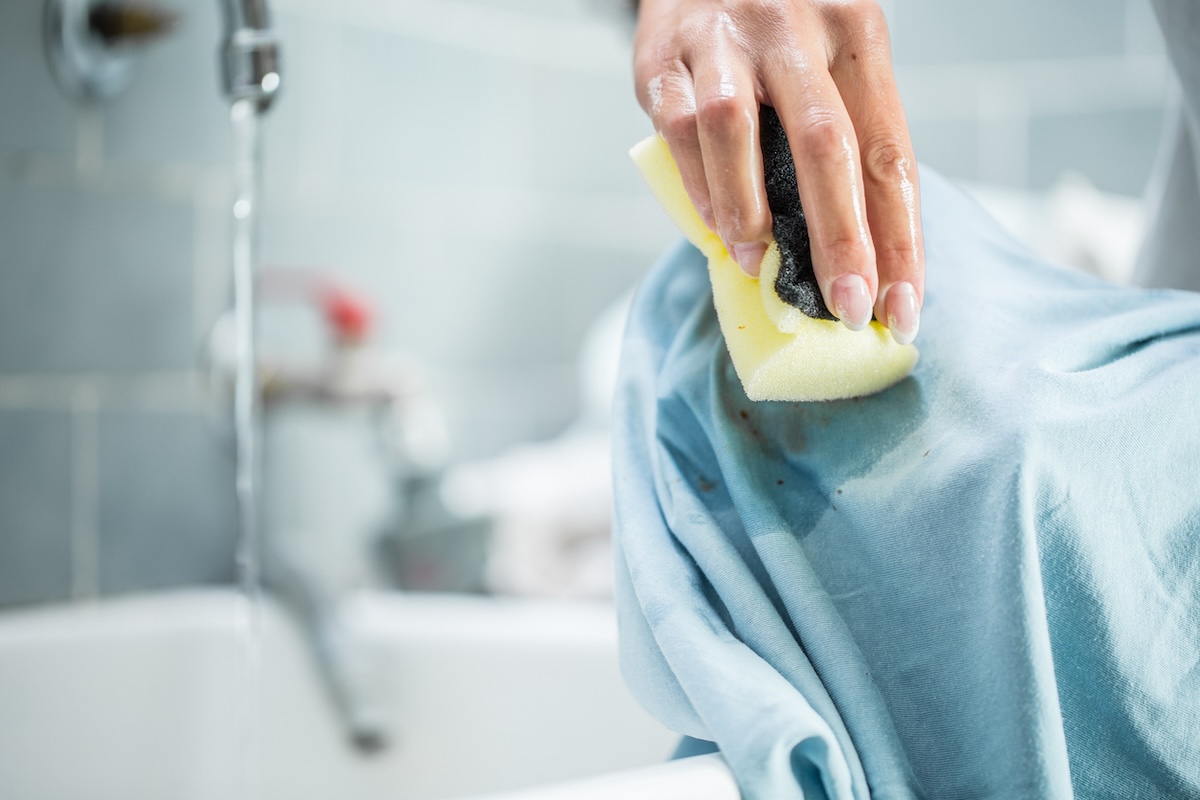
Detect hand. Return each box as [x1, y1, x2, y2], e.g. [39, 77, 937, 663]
[633, 0, 924, 344]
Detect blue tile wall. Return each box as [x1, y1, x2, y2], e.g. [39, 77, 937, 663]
[102, 0, 233, 168]
[458, 0, 601, 18]
[908, 117, 982, 187]
[1125, 0, 1167, 56]
[890, 0, 1128, 64]
[256, 205, 399, 296]
[339, 31, 486, 186]
[416, 237, 644, 366]
[1028, 107, 1168, 195]
[97, 410, 236, 594]
[0, 0, 79, 155]
[0, 182, 196, 374]
[477, 58, 649, 193]
[0, 410, 74, 606]
[890, 1, 1168, 191]
[259, 11, 344, 194]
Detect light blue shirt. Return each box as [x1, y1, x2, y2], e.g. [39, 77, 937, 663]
[612, 167, 1200, 798]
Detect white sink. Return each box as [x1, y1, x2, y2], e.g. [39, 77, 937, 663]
[0, 589, 703, 800]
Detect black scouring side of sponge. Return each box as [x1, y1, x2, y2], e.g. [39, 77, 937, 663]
[761, 105, 835, 321]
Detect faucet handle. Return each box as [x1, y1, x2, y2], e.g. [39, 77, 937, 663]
[44, 0, 179, 101]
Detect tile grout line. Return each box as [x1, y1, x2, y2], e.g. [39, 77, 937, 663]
[0, 371, 204, 411]
[70, 382, 100, 601]
[193, 184, 209, 348]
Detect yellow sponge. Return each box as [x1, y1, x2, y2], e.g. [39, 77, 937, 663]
[630, 134, 918, 402]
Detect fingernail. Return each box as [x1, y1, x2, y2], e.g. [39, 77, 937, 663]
[885, 282, 921, 345]
[730, 243, 766, 277]
[831, 274, 873, 331]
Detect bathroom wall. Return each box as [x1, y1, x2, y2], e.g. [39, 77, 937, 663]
[0, 0, 669, 606]
[0, 0, 1170, 607]
[889, 0, 1170, 194]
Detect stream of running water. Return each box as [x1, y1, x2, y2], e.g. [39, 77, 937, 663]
[230, 95, 264, 800]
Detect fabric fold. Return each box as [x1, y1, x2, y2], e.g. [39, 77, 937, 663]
[613, 169, 1200, 798]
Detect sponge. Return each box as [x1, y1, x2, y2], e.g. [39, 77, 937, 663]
[630, 125, 918, 402]
[759, 106, 832, 324]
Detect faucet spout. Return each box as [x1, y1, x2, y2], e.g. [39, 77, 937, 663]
[218, 0, 280, 110]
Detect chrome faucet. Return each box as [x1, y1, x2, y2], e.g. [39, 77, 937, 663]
[45, 0, 281, 107]
[48, 0, 391, 755]
[218, 0, 281, 109]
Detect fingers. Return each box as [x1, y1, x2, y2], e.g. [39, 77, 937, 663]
[635, 7, 771, 276]
[826, 2, 925, 343]
[764, 57, 878, 330]
[633, 0, 923, 342]
[691, 34, 772, 276]
[638, 67, 716, 231]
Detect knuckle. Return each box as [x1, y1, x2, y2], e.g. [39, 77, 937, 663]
[861, 138, 915, 185]
[659, 108, 699, 145]
[796, 113, 851, 161]
[697, 94, 751, 134]
[633, 49, 688, 115]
